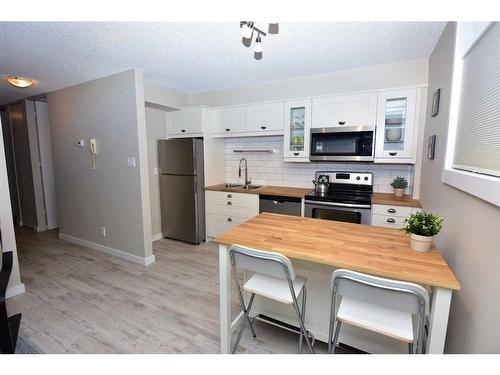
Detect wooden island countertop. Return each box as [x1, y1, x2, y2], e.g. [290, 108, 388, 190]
[215, 212, 460, 290]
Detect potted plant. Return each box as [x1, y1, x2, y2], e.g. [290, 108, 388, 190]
[390, 176, 408, 197]
[403, 211, 444, 252]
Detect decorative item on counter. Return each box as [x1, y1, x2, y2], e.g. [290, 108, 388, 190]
[431, 88, 441, 117]
[390, 176, 408, 197]
[427, 135, 437, 160]
[403, 211, 444, 252]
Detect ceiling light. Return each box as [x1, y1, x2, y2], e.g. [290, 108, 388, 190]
[4, 76, 34, 88]
[241, 22, 253, 39]
[254, 36, 263, 53]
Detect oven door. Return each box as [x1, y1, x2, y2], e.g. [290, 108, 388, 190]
[310, 126, 375, 162]
[304, 200, 372, 225]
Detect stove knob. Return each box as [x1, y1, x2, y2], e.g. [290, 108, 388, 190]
[356, 176, 361, 180]
[364, 176, 369, 181]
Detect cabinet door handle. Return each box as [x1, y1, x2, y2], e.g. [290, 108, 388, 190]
[227, 218, 232, 222]
[387, 208, 396, 214]
[227, 194, 232, 198]
[261, 126, 267, 130]
[387, 218, 396, 223]
[273, 200, 282, 205]
[227, 201, 232, 205]
[338, 121, 346, 125]
[225, 128, 231, 132]
[293, 152, 300, 156]
[389, 152, 398, 156]
[181, 129, 186, 133]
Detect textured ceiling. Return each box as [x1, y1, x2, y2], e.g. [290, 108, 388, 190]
[0, 22, 445, 105]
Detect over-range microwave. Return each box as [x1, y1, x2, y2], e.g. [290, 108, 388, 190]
[310, 125, 375, 162]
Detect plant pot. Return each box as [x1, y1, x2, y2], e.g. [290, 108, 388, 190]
[393, 188, 404, 197]
[410, 233, 433, 252]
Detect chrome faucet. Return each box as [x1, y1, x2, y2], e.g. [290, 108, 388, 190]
[238, 157, 251, 186]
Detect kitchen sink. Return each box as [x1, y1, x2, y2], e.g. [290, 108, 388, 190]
[241, 185, 262, 190]
[223, 183, 244, 189]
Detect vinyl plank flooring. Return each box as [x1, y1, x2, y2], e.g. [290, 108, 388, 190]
[7, 227, 349, 354]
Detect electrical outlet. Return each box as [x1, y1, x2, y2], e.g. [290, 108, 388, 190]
[154, 167, 159, 175]
[127, 157, 136, 167]
[100, 227, 107, 237]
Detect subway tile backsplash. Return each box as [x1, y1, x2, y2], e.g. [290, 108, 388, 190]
[224, 136, 414, 194]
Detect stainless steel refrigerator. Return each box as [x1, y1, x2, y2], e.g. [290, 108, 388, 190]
[158, 139, 205, 244]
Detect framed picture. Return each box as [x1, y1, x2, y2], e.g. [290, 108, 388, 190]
[432, 89, 441, 117]
[427, 135, 436, 160]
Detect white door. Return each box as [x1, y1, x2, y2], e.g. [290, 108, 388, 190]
[245, 102, 284, 132]
[35, 101, 58, 229]
[213, 106, 246, 135]
[169, 108, 203, 136]
[375, 88, 417, 162]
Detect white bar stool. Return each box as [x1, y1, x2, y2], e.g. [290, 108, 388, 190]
[328, 269, 429, 354]
[229, 245, 315, 354]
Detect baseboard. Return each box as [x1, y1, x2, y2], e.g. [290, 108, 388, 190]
[152, 233, 164, 242]
[59, 233, 156, 266]
[6, 283, 26, 299]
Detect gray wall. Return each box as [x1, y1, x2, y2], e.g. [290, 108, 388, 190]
[420, 22, 500, 353]
[189, 58, 428, 107]
[145, 106, 166, 237]
[47, 69, 153, 260]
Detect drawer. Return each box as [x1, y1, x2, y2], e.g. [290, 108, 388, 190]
[371, 204, 414, 218]
[206, 214, 248, 238]
[206, 191, 259, 218]
[371, 214, 407, 229]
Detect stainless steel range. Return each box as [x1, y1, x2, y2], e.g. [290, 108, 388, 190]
[304, 171, 373, 225]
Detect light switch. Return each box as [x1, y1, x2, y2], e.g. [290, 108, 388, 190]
[154, 167, 159, 175]
[127, 157, 136, 167]
[77, 140, 85, 147]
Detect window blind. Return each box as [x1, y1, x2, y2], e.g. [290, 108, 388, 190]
[453, 22, 500, 178]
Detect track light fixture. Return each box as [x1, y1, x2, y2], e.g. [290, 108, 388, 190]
[240, 21, 279, 60]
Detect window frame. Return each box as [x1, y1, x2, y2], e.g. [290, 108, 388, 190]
[442, 21, 500, 207]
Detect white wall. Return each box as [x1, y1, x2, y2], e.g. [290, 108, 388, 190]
[145, 106, 166, 239]
[223, 136, 413, 194]
[189, 58, 429, 107]
[0, 115, 25, 297]
[420, 22, 500, 353]
[47, 69, 153, 264]
[144, 79, 190, 109]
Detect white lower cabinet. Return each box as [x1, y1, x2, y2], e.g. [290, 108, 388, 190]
[205, 191, 259, 238]
[371, 204, 420, 229]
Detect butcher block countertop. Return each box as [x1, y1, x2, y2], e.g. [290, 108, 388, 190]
[205, 183, 313, 199]
[214, 213, 460, 290]
[371, 193, 422, 208]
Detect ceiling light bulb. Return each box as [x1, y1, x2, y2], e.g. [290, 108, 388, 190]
[254, 36, 263, 53]
[268, 23, 279, 34]
[4, 76, 34, 88]
[241, 23, 253, 39]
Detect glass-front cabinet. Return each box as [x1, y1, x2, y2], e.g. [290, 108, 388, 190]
[283, 99, 312, 162]
[375, 88, 419, 163]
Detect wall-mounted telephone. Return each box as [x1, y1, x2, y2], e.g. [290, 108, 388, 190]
[89, 138, 97, 170]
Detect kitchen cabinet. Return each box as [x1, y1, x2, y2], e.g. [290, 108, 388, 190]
[245, 102, 284, 133]
[168, 107, 208, 138]
[205, 191, 259, 238]
[312, 92, 378, 128]
[283, 99, 312, 162]
[213, 106, 246, 135]
[375, 88, 419, 163]
[371, 203, 420, 229]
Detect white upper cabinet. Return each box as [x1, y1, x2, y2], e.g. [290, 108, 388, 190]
[245, 102, 284, 133]
[283, 99, 312, 162]
[168, 107, 206, 137]
[213, 106, 246, 135]
[375, 88, 419, 163]
[312, 92, 378, 128]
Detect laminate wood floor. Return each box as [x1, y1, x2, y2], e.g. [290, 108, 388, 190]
[7, 228, 342, 354]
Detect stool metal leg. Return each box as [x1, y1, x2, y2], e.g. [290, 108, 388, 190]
[232, 292, 256, 354]
[298, 287, 307, 354]
[291, 292, 315, 354]
[331, 320, 342, 354]
[408, 343, 415, 354]
[328, 291, 337, 353]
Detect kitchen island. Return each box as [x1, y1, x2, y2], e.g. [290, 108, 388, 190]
[214, 213, 460, 354]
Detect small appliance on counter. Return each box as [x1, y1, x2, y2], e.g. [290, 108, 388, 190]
[305, 171, 373, 225]
[158, 139, 205, 244]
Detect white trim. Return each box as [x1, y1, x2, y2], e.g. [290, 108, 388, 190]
[6, 283, 26, 299]
[152, 233, 164, 242]
[59, 233, 156, 266]
[442, 22, 500, 207]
